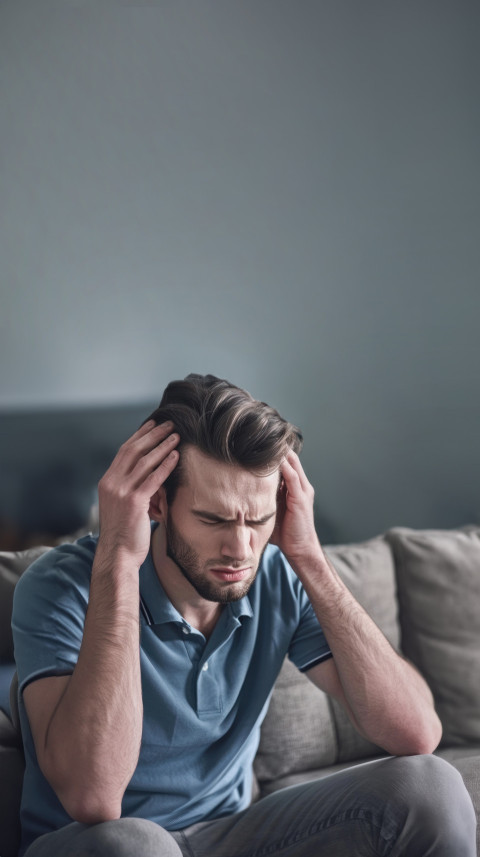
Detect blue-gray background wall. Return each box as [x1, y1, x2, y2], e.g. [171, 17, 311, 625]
[1, 1, 479, 545]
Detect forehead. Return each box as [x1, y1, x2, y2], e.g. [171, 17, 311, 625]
[178, 446, 279, 514]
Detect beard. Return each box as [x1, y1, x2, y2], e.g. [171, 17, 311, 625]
[165, 516, 268, 603]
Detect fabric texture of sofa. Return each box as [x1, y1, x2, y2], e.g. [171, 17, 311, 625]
[1, 526, 479, 856]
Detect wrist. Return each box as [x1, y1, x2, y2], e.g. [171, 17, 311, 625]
[286, 545, 330, 580]
[93, 540, 144, 579]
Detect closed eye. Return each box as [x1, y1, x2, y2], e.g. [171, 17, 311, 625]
[195, 513, 276, 527]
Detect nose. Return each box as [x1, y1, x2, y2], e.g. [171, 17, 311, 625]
[221, 525, 251, 562]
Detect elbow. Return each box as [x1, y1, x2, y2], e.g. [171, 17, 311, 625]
[414, 710, 443, 756]
[414, 715, 443, 756]
[46, 770, 123, 824]
[389, 714, 443, 757]
[72, 805, 122, 825]
[41, 755, 124, 824]
[61, 790, 123, 825]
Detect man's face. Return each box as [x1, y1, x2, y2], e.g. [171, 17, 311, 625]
[164, 446, 280, 603]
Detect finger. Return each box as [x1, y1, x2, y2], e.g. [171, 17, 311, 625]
[280, 454, 302, 492]
[283, 449, 310, 492]
[132, 420, 175, 449]
[115, 421, 175, 472]
[99, 437, 179, 506]
[126, 419, 165, 443]
[280, 457, 313, 508]
[142, 448, 179, 496]
[129, 432, 180, 487]
[135, 419, 156, 436]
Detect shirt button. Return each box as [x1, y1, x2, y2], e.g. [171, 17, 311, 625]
[202, 662, 209, 671]
[182, 627, 190, 635]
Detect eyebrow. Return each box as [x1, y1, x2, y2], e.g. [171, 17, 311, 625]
[192, 509, 277, 525]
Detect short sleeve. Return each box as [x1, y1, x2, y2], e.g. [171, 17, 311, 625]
[287, 574, 332, 673]
[259, 546, 332, 673]
[12, 538, 95, 694]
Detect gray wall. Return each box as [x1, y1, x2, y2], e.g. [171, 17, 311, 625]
[1, 1, 479, 543]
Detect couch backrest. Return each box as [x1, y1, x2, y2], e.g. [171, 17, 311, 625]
[0, 547, 51, 664]
[387, 525, 480, 747]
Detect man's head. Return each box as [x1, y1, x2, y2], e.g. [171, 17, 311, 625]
[146, 373, 302, 603]
[144, 373, 303, 505]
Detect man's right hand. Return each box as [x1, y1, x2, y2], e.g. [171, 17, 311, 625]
[97, 420, 179, 567]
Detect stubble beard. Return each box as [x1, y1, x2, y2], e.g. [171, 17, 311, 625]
[165, 516, 268, 603]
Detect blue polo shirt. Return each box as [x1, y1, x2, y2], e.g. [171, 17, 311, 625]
[12, 531, 332, 856]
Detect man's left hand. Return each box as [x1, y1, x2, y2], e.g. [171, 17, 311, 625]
[269, 450, 321, 568]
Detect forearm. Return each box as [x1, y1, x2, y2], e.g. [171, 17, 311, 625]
[296, 550, 442, 755]
[44, 545, 143, 821]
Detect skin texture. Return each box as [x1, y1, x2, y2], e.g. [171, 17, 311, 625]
[23, 420, 443, 826]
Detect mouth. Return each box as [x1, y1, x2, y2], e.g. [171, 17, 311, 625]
[209, 566, 251, 582]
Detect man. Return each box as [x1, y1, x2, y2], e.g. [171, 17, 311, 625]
[12, 374, 476, 856]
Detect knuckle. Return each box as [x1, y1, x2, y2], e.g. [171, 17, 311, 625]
[98, 475, 111, 494]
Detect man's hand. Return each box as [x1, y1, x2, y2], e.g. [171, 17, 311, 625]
[270, 450, 321, 568]
[97, 420, 179, 567]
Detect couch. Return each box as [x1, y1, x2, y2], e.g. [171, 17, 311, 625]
[1, 526, 479, 856]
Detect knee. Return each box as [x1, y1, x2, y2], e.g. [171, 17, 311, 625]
[397, 754, 471, 810]
[386, 755, 476, 852]
[73, 818, 182, 857]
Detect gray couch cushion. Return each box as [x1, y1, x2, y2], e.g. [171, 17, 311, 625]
[253, 657, 338, 786]
[255, 536, 399, 787]
[387, 526, 480, 746]
[325, 536, 400, 651]
[324, 536, 400, 763]
[0, 548, 50, 662]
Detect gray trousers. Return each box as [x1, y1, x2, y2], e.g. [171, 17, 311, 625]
[24, 755, 477, 857]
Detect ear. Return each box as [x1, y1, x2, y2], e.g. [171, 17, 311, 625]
[149, 486, 168, 523]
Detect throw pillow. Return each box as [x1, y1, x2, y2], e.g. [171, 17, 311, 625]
[386, 526, 480, 746]
[325, 536, 399, 762]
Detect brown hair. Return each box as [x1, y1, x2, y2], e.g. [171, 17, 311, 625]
[144, 373, 303, 504]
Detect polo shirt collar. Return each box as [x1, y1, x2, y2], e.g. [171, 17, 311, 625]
[139, 545, 253, 627]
